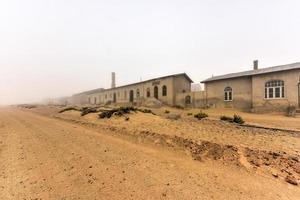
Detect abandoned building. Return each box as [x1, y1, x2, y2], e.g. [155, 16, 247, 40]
[71, 73, 196, 107]
[202, 61, 300, 112]
[70, 61, 300, 113]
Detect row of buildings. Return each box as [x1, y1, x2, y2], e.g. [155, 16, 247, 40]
[70, 61, 300, 112]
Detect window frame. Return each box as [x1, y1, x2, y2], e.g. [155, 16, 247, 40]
[162, 85, 167, 96]
[224, 87, 233, 102]
[265, 80, 285, 99]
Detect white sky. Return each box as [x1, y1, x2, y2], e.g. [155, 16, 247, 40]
[1, 0, 300, 105]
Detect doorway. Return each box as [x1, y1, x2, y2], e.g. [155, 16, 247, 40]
[154, 86, 158, 99]
[113, 93, 117, 103]
[129, 90, 134, 103]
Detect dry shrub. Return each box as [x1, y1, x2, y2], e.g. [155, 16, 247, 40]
[220, 115, 245, 124]
[194, 112, 208, 120]
[59, 107, 79, 113]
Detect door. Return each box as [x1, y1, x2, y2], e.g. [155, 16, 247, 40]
[129, 90, 134, 102]
[154, 86, 158, 99]
[113, 93, 117, 103]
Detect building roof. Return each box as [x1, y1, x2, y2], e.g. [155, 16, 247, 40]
[201, 62, 300, 83]
[73, 88, 105, 96]
[74, 73, 193, 96]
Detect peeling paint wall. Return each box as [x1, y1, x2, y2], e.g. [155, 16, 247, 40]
[175, 91, 206, 108]
[205, 77, 253, 111]
[252, 69, 300, 112]
[83, 75, 193, 106]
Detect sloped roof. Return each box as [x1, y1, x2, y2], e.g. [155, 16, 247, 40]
[73, 88, 105, 96]
[201, 62, 300, 83]
[73, 73, 193, 96]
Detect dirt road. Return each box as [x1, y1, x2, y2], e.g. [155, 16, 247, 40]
[0, 108, 299, 200]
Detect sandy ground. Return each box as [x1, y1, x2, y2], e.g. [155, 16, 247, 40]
[1, 106, 300, 199]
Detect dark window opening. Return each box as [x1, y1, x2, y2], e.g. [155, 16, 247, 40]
[162, 85, 167, 96]
[224, 87, 233, 101]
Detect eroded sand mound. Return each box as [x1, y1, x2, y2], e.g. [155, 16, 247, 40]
[54, 108, 300, 185]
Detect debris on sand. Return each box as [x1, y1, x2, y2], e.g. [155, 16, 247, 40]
[245, 148, 300, 182]
[99, 107, 136, 119]
[142, 98, 162, 108]
[81, 107, 98, 116]
[220, 114, 245, 124]
[272, 172, 279, 178]
[285, 175, 298, 185]
[59, 107, 81, 113]
[98, 107, 155, 119]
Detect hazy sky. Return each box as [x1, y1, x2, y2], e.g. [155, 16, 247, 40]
[1, 0, 300, 105]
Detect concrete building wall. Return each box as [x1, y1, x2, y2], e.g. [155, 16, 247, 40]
[205, 77, 253, 111]
[84, 75, 189, 106]
[252, 69, 300, 112]
[71, 94, 88, 105]
[175, 91, 205, 108]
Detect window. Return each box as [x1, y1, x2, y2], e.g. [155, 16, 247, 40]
[265, 80, 284, 99]
[224, 87, 233, 101]
[88, 97, 91, 103]
[162, 85, 167, 96]
[105, 94, 107, 99]
[124, 91, 127, 99]
[136, 89, 140, 98]
[147, 88, 151, 97]
[154, 86, 158, 99]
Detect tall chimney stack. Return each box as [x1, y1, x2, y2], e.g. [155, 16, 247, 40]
[111, 72, 116, 88]
[253, 60, 258, 70]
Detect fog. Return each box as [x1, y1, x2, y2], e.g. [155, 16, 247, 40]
[1, 0, 300, 105]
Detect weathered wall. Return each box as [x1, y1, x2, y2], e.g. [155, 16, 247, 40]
[173, 76, 192, 105]
[205, 77, 253, 111]
[175, 91, 205, 108]
[84, 75, 191, 106]
[70, 94, 88, 105]
[252, 69, 300, 112]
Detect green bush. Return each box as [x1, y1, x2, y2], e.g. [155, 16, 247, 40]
[194, 112, 208, 120]
[233, 114, 245, 124]
[187, 113, 193, 116]
[165, 110, 170, 114]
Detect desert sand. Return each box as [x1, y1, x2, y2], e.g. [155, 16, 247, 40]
[0, 106, 299, 200]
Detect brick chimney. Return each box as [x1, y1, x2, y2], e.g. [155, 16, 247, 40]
[253, 60, 258, 70]
[111, 72, 116, 88]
